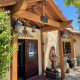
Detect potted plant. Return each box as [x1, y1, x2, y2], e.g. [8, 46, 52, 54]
[66, 68, 70, 73]
[45, 67, 59, 79]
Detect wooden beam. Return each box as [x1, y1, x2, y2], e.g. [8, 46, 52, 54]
[9, 0, 29, 16]
[35, 22, 42, 27]
[41, 30, 45, 74]
[17, 11, 60, 27]
[43, 2, 45, 16]
[70, 35, 76, 58]
[64, 54, 71, 57]
[39, 4, 53, 19]
[0, 0, 19, 7]
[73, 35, 80, 39]
[11, 31, 18, 80]
[29, 0, 43, 2]
[60, 20, 73, 29]
[41, 26, 58, 32]
[47, 0, 66, 21]
[58, 29, 65, 79]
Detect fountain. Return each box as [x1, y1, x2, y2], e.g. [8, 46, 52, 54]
[49, 46, 60, 69]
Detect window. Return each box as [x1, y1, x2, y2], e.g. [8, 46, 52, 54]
[63, 42, 71, 54]
[27, 42, 36, 61]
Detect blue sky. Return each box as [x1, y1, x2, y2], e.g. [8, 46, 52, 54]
[54, 0, 79, 30]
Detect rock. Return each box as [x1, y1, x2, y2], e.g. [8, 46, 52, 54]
[64, 62, 69, 71]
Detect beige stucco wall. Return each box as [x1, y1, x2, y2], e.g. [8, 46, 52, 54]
[43, 31, 80, 68]
[43, 30, 60, 69]
[74, 38, 80, 56]
[18, 26, 42, 75]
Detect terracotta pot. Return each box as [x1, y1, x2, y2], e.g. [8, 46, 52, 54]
[45, 71, 59, 79]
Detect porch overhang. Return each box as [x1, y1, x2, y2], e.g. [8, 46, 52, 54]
[1, 0, 74, 80]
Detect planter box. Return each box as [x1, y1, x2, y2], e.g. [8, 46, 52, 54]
[45, 71, 59, 79]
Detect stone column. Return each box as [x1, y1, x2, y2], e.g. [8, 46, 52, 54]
[71, 58, 77, 67]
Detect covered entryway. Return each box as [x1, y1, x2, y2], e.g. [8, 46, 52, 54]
[18, 39, 38, 79]
[8, 0, 73, 80]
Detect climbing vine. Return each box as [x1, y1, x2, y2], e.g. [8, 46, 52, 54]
[0, 8, 20, 80]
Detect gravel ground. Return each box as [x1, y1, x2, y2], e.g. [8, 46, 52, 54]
[58, 67, 80, 80]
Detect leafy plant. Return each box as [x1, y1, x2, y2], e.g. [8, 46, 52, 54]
[67, 59, 74, 68]
[0, 8, 20, 80]
[63, 0, 80, 24]
[66, 68, 70, 73]
[46, 67, 58, 73]
[53, 69, 58, 73]
[76, 54, 80, 66]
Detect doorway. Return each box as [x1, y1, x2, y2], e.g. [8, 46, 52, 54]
[18, 39, 38, 80]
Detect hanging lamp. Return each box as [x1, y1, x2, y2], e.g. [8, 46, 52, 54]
[31, 7, 36, 32]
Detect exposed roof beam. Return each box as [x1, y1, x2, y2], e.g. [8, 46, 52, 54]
[39, 4, 53, 19]
[17, 11, 60, 27]
[0, 0, 19, 7]
[60, 20, 73, 29]
[9, 0, 29, 16]
[47, 0, 65, 21]
[41, 26, 58, 32]
[28, 0, 43, 3]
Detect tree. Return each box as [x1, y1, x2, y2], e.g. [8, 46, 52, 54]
[0, 8, 20, 80]
[63, 0, 80, 23]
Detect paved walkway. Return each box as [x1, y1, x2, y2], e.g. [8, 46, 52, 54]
[63, 69, 80, 80]
[29, 75, 63, 80]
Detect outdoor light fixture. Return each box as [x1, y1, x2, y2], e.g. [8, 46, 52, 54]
[13, 18, 23, 33]
[31, 25, 36, 32]
[44, 1, 47, 6]
[67, 37, 70, 39]
[73, 39, 77, 43]
[31, 7, 36, 32]
[61, 30, 66, 38]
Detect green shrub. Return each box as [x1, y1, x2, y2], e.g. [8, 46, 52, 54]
[67, 59, 74, 68]
[76, 55, 80, 66]
[0, 8, 20, 80]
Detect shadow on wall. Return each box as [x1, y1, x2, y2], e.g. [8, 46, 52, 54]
[44, 30, 60, 69]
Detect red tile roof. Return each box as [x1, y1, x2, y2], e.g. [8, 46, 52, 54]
[64, 28, 80, 36]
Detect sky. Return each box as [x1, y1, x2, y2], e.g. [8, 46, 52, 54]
[54, 0, 79, 30]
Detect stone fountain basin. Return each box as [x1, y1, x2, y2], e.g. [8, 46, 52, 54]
[50, 56, 60, 61]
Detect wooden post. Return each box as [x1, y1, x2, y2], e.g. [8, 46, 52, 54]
[70, 35, 76, 58]
[58, 29, 65, 79]
[11, 31, 18, 80]
[41, 30, 45, 74]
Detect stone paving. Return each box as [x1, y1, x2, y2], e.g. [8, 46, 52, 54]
[58, 67, 80, 80]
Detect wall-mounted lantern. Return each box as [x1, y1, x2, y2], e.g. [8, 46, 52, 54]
[73, 39, 77, 43]
[31, 25, 36, 32]
[13, 18, 23, 33]
[61, 30, 66, 38]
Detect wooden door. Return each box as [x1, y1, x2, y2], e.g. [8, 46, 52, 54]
[25, 39, 38, 79]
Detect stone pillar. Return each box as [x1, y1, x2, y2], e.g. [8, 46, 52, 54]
[71, 58, 77, 67]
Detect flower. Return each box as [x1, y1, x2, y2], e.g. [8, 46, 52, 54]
[46, 67, 58, 73]
[53, 69, 58, 73]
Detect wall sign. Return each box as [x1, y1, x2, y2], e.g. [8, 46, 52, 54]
[18, 31, 34, 38]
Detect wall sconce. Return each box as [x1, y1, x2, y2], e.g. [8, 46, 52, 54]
[13, 18, 23, 33]
[73, 39, 77, 43]
[61, 30, 66, 38]
[67, 37, 70, 39]
[31, 25, 36, 32]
